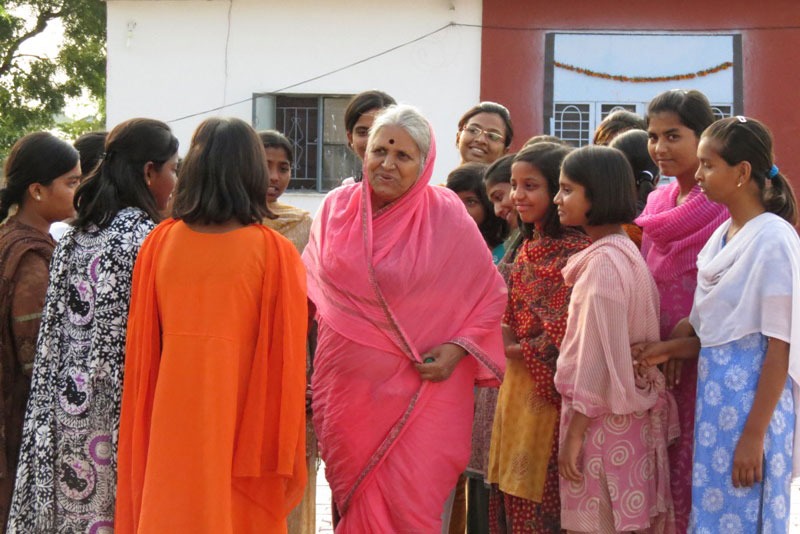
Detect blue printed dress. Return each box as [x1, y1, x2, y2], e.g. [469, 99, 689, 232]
[690, 332, 794, 533]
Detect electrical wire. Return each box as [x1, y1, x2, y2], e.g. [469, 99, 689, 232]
[166, 20, 800, 124]
[167, 22, 457, 123]
[222, 0, 233, 104]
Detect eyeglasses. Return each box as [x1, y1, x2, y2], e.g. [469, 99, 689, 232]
[462, 125, 505, 144]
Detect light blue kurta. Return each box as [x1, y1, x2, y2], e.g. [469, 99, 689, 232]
[690, 332, 794, 533]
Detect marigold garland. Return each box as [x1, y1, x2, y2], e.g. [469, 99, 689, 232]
[554, 61, 733, 83]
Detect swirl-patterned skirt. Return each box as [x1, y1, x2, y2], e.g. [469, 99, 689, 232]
[558, 402, 675, 532]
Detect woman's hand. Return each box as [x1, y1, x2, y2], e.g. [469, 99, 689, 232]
[505, 343, 523, 360]
[632, 337, 700, 388]
[632, 340, 677, 383]
[731, 337, 789, 488]
[632, 341, 671, 369]
[558, 412, 590, 483]
[415, 343, 467, 382]
[664, 359, 683, 389]
[558, 432, 583, 482]
[732, 430, 764, 488]
[502, 324, 523, 360]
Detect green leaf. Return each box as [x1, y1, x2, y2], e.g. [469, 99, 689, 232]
[0, 0, 106, 162]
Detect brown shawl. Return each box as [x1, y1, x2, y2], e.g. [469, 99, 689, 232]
[0, 218, 54, 482]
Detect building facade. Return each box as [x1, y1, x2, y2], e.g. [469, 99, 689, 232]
[106, 1, 800, 213]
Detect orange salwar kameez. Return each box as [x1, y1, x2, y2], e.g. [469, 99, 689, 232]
[115, 220, 308, 533]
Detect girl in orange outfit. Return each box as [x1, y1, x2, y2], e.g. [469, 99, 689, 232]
[115, 117, 308, 533]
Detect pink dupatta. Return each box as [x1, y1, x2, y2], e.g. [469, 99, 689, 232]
[635, 182, 728, 282]
[303, 129, 507, 531]
[634, 182, 726, 532]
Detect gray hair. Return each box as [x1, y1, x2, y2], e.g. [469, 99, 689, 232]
[367, 104, 431, 173]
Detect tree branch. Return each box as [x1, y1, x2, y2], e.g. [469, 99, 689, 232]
[13, 53, 46, 61]
[0, 9, 59, 77]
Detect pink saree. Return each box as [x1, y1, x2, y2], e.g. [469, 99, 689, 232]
[303, 131, 507, 532]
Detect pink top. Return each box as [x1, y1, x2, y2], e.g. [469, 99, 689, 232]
[554, 234, 678, 532]
[303, 131, 506, 383]
[635, 181, 727, 532]
[555, 234, 662, 416]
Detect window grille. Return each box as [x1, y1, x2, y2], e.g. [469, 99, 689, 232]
[710, 104, 733, 121]
[253, 94, 360, 192]
[600, 103, 638, 120]
[553, 103, 592, 147]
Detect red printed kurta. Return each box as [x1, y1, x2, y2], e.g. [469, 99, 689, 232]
[488, 228, 590, 533]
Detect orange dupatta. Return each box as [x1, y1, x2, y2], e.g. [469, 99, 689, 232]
[114, 220, 308, 532]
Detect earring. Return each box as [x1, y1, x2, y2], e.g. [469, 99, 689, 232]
[737, 182, 743, 188]
[35, 194, 41, 200]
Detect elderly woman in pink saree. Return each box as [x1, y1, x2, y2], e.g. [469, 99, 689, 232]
[303, 105, 507, 532]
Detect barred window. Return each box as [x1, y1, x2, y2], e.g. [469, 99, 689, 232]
[253, 94, 360, 192]
[553, 103, 591, 147]
[599, 103, 637, 120]
[710, 104, 733, 121]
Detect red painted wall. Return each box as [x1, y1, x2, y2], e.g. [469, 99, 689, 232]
[481, 1, 800, 190]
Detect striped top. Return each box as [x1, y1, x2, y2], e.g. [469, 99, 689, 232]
[555, 233, 663, 417]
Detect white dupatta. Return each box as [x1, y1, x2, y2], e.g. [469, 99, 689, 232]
[690, 211, 800, 477]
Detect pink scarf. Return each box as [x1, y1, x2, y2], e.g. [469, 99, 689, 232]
[303, 131, 506, 381]
[303, 128, 507, 531]
[635, 182, 728, 282]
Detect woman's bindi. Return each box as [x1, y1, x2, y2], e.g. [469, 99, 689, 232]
[389, 139, 395, 144]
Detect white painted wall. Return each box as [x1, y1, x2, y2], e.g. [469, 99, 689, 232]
[106, 0, 483, 215]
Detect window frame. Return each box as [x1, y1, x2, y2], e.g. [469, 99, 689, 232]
[252, 92, 357, 193]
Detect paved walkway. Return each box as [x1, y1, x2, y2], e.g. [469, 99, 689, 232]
[315, 462, 334, 533]
[314, 464, 800, 532]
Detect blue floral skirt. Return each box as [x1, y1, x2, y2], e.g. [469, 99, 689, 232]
[690, 333, 794, 533]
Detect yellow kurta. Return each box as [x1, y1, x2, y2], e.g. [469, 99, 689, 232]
[487, 359, 558, 501]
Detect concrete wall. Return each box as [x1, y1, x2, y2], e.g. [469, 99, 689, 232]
[106, 0, 484, 214]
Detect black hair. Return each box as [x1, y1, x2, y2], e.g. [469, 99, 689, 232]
[593, 110, 646, 146]
[523, 134, 570, 148]
[610, 129, 659, 213]
[1, 132, 80, 222]
[73, 131, 108, 179]
[483, 153, 515, 187]
[73, 118, 178, 229]
[344, 90, 396, 133]
[703, 116, 797, 225]
[457, 102, 514, 148]
[512, 142, 573, 239]
[646, 89, 715, 138]
[447, 162, 508, 249]
[561, 145, 637, 226]
[172, 117, 272, 225]
[258, 129, 293, 164]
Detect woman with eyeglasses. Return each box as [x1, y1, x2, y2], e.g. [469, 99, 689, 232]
[448, 101, 513, 534]
[456, 102, 513, 165]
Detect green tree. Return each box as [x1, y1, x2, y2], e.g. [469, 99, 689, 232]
[0, 0, 106, 160]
